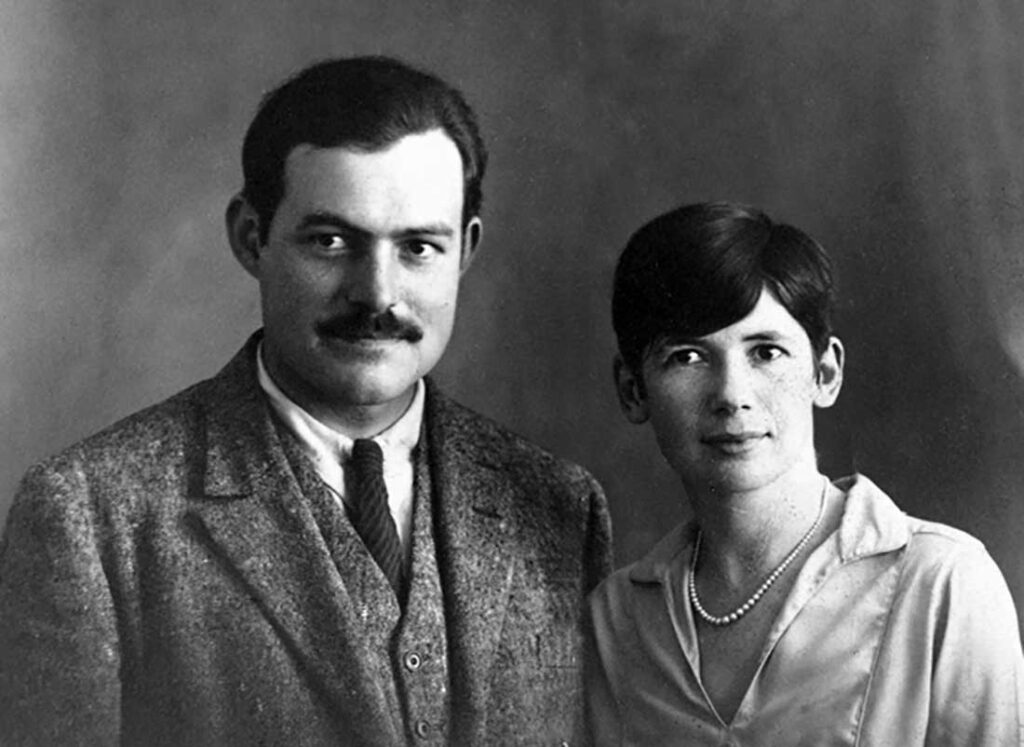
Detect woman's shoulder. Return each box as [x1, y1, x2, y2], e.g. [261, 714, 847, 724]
[588, 522, 693, 624]
[900, 515, 1006, 597]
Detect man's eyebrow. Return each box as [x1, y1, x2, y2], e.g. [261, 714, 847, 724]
[294, 211, 369, 237]
[294, 211, 456, 239]
[393, 223, 456, 239]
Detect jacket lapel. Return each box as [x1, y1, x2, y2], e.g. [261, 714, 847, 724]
[185, 336, 404, 746]
[425, 383, 518, 733]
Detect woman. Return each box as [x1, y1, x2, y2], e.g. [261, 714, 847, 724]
[586, 202, 1022, 745]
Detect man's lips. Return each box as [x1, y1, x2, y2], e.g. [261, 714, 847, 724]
[326, 331, 406, 344]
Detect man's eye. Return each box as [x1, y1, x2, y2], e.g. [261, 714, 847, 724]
[310, 234, 346, 251]
[405, 241, 440, 258]
[753, 345, 784, 362]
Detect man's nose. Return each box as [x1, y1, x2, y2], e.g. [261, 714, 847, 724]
[345, 245, 398, 312]
[710, 358, 755, 414]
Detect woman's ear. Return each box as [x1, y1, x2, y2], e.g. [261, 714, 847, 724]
[813, 336, 845, 408]
[614, 355, 650, 424]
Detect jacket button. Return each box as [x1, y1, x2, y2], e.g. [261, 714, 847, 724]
[414, 719, 431, 738]
[404, 651, 422, 671]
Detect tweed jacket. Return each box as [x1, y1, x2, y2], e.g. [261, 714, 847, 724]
[0, 335, 613, 746]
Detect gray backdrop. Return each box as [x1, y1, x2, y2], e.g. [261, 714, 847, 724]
[3, 0, 1023, 632]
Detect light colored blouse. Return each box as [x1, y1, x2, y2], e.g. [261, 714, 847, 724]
[585, 474, 1024, 746]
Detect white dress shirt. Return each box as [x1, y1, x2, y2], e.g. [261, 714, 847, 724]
[256, 344, 424, 559]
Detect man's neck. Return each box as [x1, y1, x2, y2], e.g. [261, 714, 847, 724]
[304, 391, 417, 440]
[257, 343, 419, 439]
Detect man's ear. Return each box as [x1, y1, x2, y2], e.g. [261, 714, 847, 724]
[614, 355, 650, 424]
[813, 336, 845, 408]
[226, 194, 264, 280]
[458, 217, 483, 276]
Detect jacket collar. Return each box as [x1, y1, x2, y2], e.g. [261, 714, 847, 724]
[421, 380, 518, 736]
[190, 332, 517, 742]
[189, 332, 404, 745]
[200, 332, 276, 498]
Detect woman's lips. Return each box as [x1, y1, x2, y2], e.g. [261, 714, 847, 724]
[701, 431, 768, 454]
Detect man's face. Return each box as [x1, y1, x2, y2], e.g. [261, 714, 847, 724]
[617, 289, 842, 495]
[241, 130, 478, 426]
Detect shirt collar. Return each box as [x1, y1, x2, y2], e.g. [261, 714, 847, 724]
[628, 474, 912, 585]
[255, 341, 424, 466]
[831, 473, 911, 561]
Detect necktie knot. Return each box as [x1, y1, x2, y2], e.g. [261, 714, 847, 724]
[351, 437, 384, 474]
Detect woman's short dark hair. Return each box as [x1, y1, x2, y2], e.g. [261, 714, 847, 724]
[241, 56, 487, 242]
[612, 201, 836, 373]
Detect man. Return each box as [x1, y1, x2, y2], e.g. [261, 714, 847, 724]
[0, 56, 612, 746]
[585, 202, 1022, 744]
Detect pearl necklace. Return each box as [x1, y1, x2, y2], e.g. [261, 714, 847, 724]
[688, 477, 828, 627]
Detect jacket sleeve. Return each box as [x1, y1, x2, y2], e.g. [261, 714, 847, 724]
[582, 474, 614, 596]
[573, 474, 614, 746]
[0, 461, 122, 746]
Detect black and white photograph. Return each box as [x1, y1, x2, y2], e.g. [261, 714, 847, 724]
[1, 2, 1022, 744]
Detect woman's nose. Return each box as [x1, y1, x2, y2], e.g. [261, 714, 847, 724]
[710, 358, 755, 414]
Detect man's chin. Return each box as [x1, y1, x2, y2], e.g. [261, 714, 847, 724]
[299, 341, 435, 412]
[320, 368, 421, 409]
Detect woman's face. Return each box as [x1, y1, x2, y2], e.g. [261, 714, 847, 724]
[619, 289, 843, 496]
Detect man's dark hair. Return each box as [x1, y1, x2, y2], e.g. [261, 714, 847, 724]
[612, 201, 836, 373]
[241, 55, 487, 242]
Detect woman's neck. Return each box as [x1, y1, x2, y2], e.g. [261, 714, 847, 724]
[687, 470, 829, 589]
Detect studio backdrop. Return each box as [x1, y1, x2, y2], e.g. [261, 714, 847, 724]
[2, 0, 1022, 632]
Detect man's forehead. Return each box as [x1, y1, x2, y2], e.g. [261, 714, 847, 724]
[285, 131, 460, 184]
[277, 131, 466, 226]
[284, 128, 462, 173]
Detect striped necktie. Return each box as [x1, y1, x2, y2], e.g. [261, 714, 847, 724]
[348, 438, 405, 599]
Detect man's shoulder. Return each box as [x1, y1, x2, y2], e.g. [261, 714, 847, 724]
[24, 340, 256, 487]
[426, 384, 598, 490]
[25, 377, 213, 486]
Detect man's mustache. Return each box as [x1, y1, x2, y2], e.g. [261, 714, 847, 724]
[316, 311, 423, 343]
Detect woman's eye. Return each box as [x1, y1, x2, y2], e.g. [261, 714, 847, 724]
[753, 345, 784, 362]
[669, 349, 703, 366]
